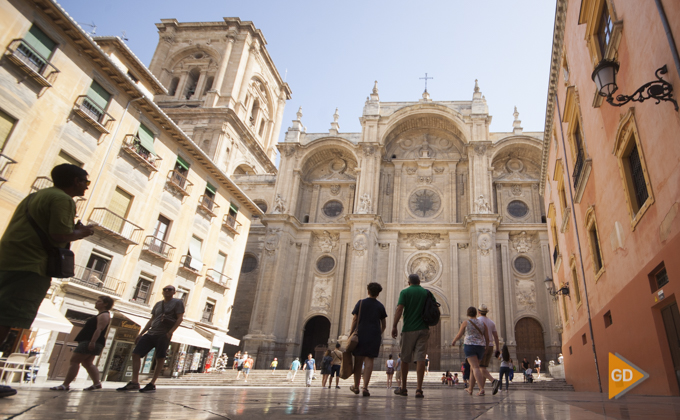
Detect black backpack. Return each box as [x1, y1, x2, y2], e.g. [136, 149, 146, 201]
[422, 290, 441, 326]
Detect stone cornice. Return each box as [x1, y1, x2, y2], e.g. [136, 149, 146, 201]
[539, 0, 568, 195]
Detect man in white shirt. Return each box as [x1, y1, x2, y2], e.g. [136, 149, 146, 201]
[477, 304, 501, 395]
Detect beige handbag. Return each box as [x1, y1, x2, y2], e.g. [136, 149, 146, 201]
[346, 300, 363, 352]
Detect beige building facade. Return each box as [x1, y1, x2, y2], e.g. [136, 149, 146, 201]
[233, 84, 559, 370]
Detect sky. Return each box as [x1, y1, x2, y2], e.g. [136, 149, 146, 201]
[59, 0, 557, 149]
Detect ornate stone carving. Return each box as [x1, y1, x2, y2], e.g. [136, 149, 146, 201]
[404, 233, 442, 250]
[283, 145, 296, 157]
[264, 228, 282, 255]
[433, 166, 445, 174]
[405, 252, 442, 283]
[314, 230, 339, 253]
[418, 139, 435, 158]
[273, 194, 286, 213]
[510, 231, 536, 254]
[475, 195, 491, 214]
[515, 279, 536, 311]
[310, 276, 332, 313]
[357, 193, 372, 214]
[477, 230, 492, 256]
[405, 167, 417, 175]
[409, 189, 442, 218]
[363, 146, 375, 156]
[457, 243, 469, 249]
[330, 184, 341, 195]
[352, 229, 368, 256]
[474, 145, 487, 156]
[417, 176, 433, 184]
[511, 184, 523, 196]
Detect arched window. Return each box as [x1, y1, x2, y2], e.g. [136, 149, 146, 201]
[168, 77, 179, 96]
[258, 118, 266, 136]
[249, 99, 260, 126]
[184, 68, 200, 99]
[203, 76, 214, 95]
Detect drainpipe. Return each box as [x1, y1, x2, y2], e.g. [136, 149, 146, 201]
[655, 0, 680, 78]
[80, 96, 145, 220]
[554, 95, 603, 393]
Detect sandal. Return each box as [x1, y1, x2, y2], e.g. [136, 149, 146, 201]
[415, 389, 424, 399]
[83, 383, 102, 391]
[478, 390, 485, 396]
[394, 387, 408, 396]
[466, 388, 473, 395]
[349, 385, 360, 395]
[50, 385, 69, 391]
[362, 388, 370, 397]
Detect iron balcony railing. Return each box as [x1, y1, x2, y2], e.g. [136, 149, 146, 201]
[5, 39, 60, 87]
[198, 195, 219, 217]
[572, 149, 586, 188]
[73, 95, 114, 133]
[205, 269, 231, 289]
[27, 176, 86, 215]
[167, 170, 193, 196]
[201, 312, 214, 324]
[179, 255, 201, 274]
[121, 135, 162, 171]
[129, 292, 155, 306]
[88, 208, 144, 245]
[0, 154, 17, 183]
[65, 264, 125, 297]
[142, 236, 176, 261]
[222, 214, 242, 234]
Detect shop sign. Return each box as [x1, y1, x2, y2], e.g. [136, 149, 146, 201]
[609, 352, 649, 399]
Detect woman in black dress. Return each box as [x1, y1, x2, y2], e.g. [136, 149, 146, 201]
[50, 296, 113, 390]
[349, 282, 387, 396]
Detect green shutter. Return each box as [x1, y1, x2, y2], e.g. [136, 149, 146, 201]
[24, 25, 56, 60]
[229, 203, 239, 214]
[137, 124, 156, 154]
[86, 81, 111, 111]
[206, 183, 217, 194]
[176, 156, 190, 170]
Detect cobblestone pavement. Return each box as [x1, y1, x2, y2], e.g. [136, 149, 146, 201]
[2, 384, 680, 419]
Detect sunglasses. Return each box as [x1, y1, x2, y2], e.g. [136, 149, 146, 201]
[162, 288, 175, 292]
[80, 178, 91, 186]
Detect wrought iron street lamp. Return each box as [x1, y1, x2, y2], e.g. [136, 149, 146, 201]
[592, 60, 678, 111]
[544, 277, 569, 300]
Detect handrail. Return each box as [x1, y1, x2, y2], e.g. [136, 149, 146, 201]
[198, 195, 219, 216]
[122, 135, 162, 170]
[30, 176, 53, 193]
[73, 95, 115, 131]
[88, 207, 144, 244]
[222, 214, 242, 233]
[5, 39, 60, 86]
[205, 268, 231, 288]
[0, 154, 17, 182]
[142, 235, 176, 260]
[66, 264, 125, 297]
[179, 255, 201, 273]
[167, 170, 193, 196]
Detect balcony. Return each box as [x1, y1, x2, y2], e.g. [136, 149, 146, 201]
[198, 195, 219, 218]
[179, 255, 201, 275]
[73, 95, 115, 133]
[5, 39, 60, 87]
[0, 154, 17, 184]
[201, 312, 214, 324]
[62, 264, 125, 297]
[88, 207, 144, 245]
[129, 292, 155, 307]
[167, 170, 193, 197]
[222, 214, 242, 235]
[205, 269, 231, 289]
[142, 236, 176, 261]
[121, 135, 162, 171]
[28, 176, 86, 215]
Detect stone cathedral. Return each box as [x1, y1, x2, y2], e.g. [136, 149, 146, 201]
[232, 83, 560, 370]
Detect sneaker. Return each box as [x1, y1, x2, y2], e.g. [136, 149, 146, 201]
[0, 385, 17, 398]
[116, 382, 140, 391]
[139, 383, 156, 393]
[492, 379, 501, 395]
[335, 386, 340, 389]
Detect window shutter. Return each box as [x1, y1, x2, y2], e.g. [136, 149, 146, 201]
[86, 81, 111, 111]
[24, 25, 56, 60]
[229, 203, 239, 214]
[206, 183, 217, 194]
[176, 156, 190, 170]
[136, 124, 156, 154]
[188, 236, 203, 270]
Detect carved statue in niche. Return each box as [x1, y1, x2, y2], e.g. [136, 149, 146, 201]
[515, 279, 536, 311]
[357, 193, 372, 214]
[315, 230, 339, 253]
[273, 194, 286, 213]
[264, 228, 282, 255]
[475, 195, 491, 214]
[418, 137, 435, 158]
[477, 230, 492, 256]
[310, 277, 332, 313]
[409, 256, 438, 282]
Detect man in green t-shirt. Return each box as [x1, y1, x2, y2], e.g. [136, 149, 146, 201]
[391, 273, 432, 398]
[0, 164, 93, 398]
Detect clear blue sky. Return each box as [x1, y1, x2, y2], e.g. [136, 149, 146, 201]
[59, 0, 557, 143]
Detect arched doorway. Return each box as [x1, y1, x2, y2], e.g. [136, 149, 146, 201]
[301, 316, 330, 362]
[515, 317, 545, 371]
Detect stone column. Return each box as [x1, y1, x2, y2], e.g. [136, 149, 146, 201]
[500, 240, 516, 348]
[448, 161, 458, 223]
[207, 35, 235, 107]
[286, 241, 310, 345]
[392, 163, 403, 223]
[330, 242, 348, 341]
[267, 97, 287, 159]
[310, 184, 321, 222]
[467, 214, 503, 328]
[236, 42, 259, 118]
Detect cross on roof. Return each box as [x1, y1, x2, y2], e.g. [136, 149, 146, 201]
[420, 73, 433, 92]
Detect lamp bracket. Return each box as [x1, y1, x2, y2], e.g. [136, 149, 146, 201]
[606, 65, 679, 111]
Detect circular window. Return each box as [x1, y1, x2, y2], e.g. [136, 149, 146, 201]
[256, 201, 268, 213]
[317, 256, 336, 273]
[241, 255, 258, 273]
[514, 256, 533, 274]
[323, 200, 344, 218]
[408, 189, 442, 218]
[194, 52, 204, 59]
[507, 200, 529, 218]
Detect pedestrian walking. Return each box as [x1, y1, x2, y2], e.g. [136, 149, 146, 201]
[233, 351, 241, 370]
[302, 353, 315, 387]
[117, 285, 185, 392]
[498, 345, 512, 392]
[329, 343, 342, 389]
[391, 274, 433, 399]
[290, 357, 301, 382]
[321, 350, 333, 388]
[50, 296, 113, 391]
[243, 354, 253, 382]
[0, 164, 94, 398]
[385, 354, 395, 388]
[509, 359, 515, 382]
[476, 304, 502, 394]
[270, 357, 278, 374]
[462, 360, 470, 388]
[535, 356, 542, 378]
[451, 306, 489, 396]
[395, 354, 402, 388]
[425, 354, 430, 375]
[236, 352, 247, 380]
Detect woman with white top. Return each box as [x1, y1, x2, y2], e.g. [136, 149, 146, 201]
[385, 354, 395, 388]
[498, 345, 512, 391]
[535, 356, 542, 378]
[451, 306, 489, 396]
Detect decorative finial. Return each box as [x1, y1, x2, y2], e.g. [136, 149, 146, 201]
[333, 108, 339, 123]
[513, 106, 519, 121]
[474, 79, 480, 93]
[372, 80, 379, 94]
[512, 106, 523, 134]
[296, 106, 303, 120]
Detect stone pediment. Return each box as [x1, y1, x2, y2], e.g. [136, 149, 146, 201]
[494, 171, 538, 183]
[400, 233, 442, 250]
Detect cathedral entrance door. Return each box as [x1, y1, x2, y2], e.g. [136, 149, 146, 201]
[515, 317, 545, 371]
[427, 322, 441, 371]
[301, 316, 330, 361]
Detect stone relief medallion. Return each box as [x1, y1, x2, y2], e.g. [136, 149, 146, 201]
[433, 166, 445, 174]
[477, 231, 492, 256]
[314, 230, 339, 253]
[515, 278, 536, 312]
[510, 231, 535, 254]
[330, 184, 341, 195]
[405, 167, 417, 175]
[506, 158, 524, 173]
[352, 229, 368, 256]
[405, 252, 443, 283]
[404, 233, 442, 250]
[511, 184, 523, 196]
[408, 188, 442, 218]
[310, 276, 332, 313]
[264, 228, 282, 255]
[474, 145, 487, 156]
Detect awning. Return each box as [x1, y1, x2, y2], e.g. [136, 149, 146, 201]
[32, 299, 73, 333]
[118, 312, 211, 349]
[197, 327, 240, 348]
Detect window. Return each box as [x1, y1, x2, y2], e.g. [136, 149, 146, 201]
[176, 287, 190, 306]
[149, 215, 171, 255]
[514, 257, 533, 274]
[171, 156, 190, 189]
[185, 236, 203, 271]
[241, 255, 258, 273]
[184, 68, 200, 99]
[317, 256, 335, 273]
[584, 207, 605, 280]
[597, 4, 613, 58]
[168, 77, 179, 96]
[553, 160, 569, 232]
[562, 87, 591, 201]
[215, 251, 227, 273]
[258, 118, 266, 136]
[323, 200, 344, 218]
[582, 333, 587, 345]
[255, 201, 268, 214]
[132, 277, 153, 304]
[507, 200, 529, 218]
[649, 264, 669, 292]
[202, 299, 216, 323]
[562, 293, 569, 324]
[548, 203, 561, 270]
[604, 311, 613, 328]
[54, 150, 83, 167]
[228, 203, 238, 217]
[579, 0, 622, 67]
[84, 81, 112, 121]
[614, 109, 654, 228]
[569, 346, 572, 355]
[249, 99, 260, 125]
[20, 24, 57, 71]
[204, 183, 217, 204]
[135, 124, 156, 157]
[570, 257, 582, 306]
[202, 76, 214, 95]
[83, 253, 110, 283]
[105, 187, 133, 234]
[0, 109, 17, 153]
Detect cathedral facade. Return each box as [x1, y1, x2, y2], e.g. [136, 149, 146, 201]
[232, 83, 560, 370]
